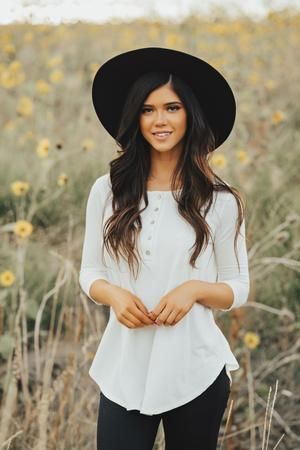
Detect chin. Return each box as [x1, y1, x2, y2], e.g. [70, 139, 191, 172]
[151, 138, 178, 148]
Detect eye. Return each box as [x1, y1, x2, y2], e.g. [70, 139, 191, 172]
[141, 105, 180, 114]
[141, 107, 152, 113]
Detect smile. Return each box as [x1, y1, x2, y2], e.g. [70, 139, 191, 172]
[152, 131, 173, 139]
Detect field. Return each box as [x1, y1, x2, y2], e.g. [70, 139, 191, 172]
[0, 7, 300, 449]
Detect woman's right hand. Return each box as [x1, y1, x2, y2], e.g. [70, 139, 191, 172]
[109, 286, 156, 329]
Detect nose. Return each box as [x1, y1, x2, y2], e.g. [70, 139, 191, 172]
[154, 110, 167, 124]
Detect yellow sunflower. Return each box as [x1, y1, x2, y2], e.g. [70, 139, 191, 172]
[236, 149, 249, 163]
[272, 111, 285, 124]
[16, 96, 33, 117]
[10, 181, 30, 196]
[243, 331, 260, 350]
[57, 173, 68, 186]
[36, 79, 51, 94]
[14, 220, 33, 238]
[210, 153, 227, 168]
[82, 138, 95, 151]
[36, 138, 50, 158]
[49, 69, 64, 84]
[0, 270, 16, 287]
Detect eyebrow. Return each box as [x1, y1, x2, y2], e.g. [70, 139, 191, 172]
[142, 101, 183, 106]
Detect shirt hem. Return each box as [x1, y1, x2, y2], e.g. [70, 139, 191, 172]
[90, 359, 238, 415]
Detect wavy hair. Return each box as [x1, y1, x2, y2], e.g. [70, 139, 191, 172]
[102, 71, 246, 280]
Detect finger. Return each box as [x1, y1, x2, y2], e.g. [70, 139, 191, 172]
[165, 310, 180, 326]
[124, 310, 145, 327]
[151, 304, 167, 322]
[135, 298, 150, 316]
[134, 302, 155, 325]
[127, 309, 154, 326]
[147, 311, 156, 320]
[170, 310, 185, 325]
[120, 316, 139, 329]
[133, 302, 155, 325]
[155, 307, 173, 325]
[148, 298, 168, 320]
[134, 308, 156, 325]
[116, 308, 139, 328]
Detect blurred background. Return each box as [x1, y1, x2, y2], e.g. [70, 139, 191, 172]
[0, 1, 300, 449]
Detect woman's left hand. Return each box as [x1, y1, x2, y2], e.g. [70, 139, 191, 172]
[147, 282, 196, 326]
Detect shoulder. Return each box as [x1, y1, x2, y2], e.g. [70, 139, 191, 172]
[93, 172, 110, 187]
[91, 172, 111, 195]
[85, 173, 112, 211]
[212, 186, 239, 220]
[214, 189, 236, 205]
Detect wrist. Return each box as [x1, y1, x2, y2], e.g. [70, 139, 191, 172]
[183, 280, 203, 304]
[104, 283, 120, 307]
[188, 280, 204, 303]
[89, 280, 119, 307]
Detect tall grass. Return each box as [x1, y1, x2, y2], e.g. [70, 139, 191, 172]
[0, 7, 299, 449]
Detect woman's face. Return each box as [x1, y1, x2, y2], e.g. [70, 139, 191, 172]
[139, 83, 187, 154]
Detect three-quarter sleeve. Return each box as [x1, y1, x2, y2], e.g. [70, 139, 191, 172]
[214, 193, 250, 311]
[79, 178, 109, 305]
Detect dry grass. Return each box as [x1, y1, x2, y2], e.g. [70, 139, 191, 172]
[0, 6, 300, 449]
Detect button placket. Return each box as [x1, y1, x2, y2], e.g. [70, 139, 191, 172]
[144, 193, 162, 258]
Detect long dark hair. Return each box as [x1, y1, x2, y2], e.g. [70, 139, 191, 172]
[102, 71, 246, 280]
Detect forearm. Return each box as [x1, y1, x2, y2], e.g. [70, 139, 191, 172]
[89, 279, 119, 306]
[185, 280, 234, 310]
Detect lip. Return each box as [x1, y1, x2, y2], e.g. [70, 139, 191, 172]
[152, 131, 173, 140]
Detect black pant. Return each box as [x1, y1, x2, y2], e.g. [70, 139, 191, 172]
[96, 364, 231, 450]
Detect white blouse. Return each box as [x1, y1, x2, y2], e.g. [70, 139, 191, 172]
[79, 172, 250, 415]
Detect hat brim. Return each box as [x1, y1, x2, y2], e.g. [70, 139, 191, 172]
[92, 47, 236, 149]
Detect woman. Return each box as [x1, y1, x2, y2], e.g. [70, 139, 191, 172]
[79, 47, 250, 450]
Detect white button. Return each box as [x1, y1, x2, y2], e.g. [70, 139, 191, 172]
[145, 250, 151, 255]
[154, 207, 159, 211]
[150, 220, 155, 224]
[157, 194, 162, 199]
[147, 236, 152, 240]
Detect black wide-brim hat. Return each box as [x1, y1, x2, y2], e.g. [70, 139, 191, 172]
[92, 47, 236, 150]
